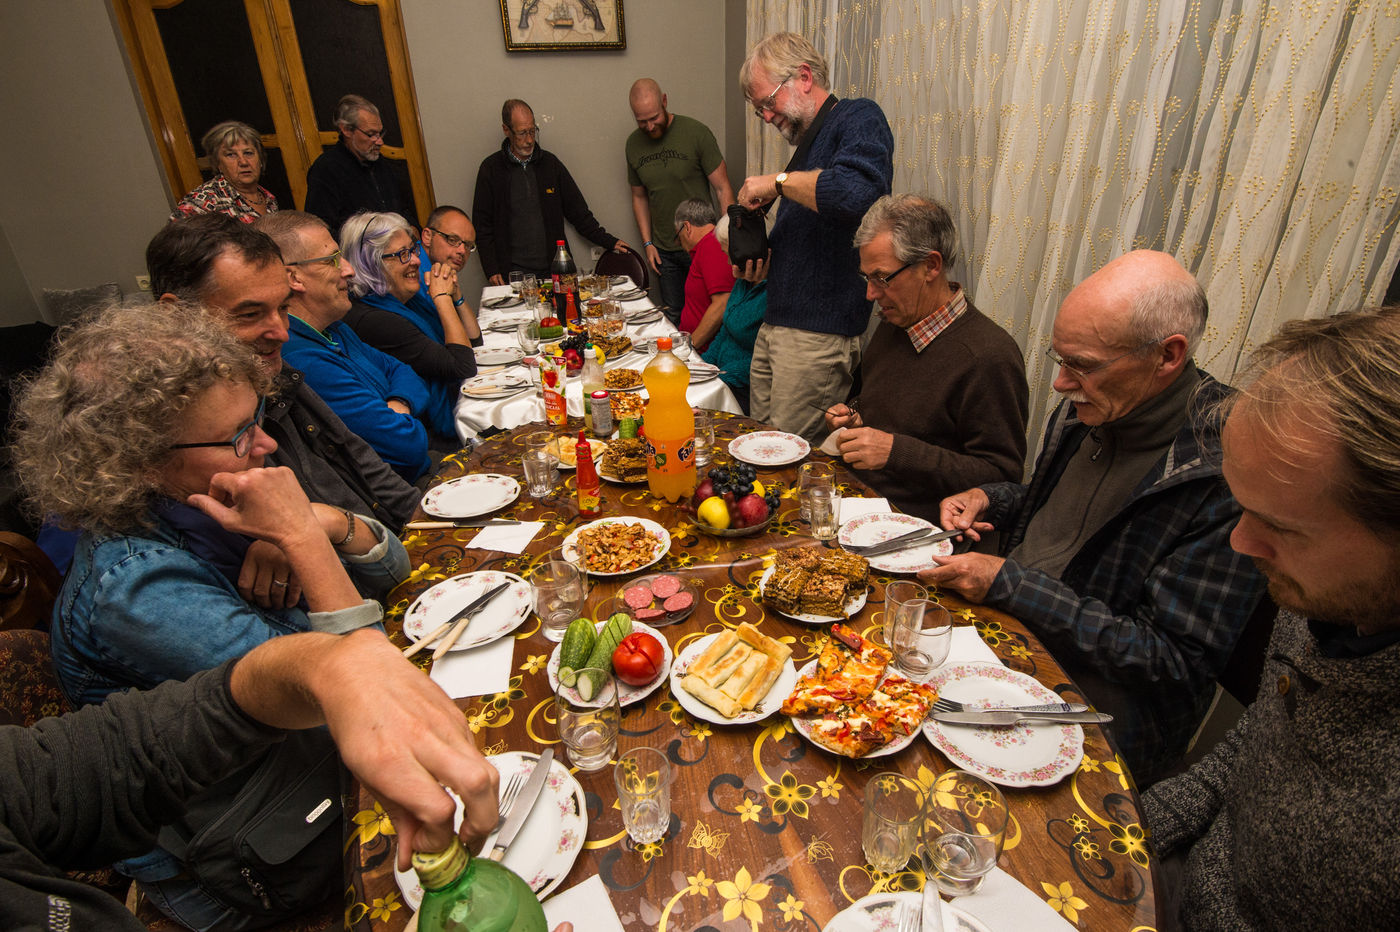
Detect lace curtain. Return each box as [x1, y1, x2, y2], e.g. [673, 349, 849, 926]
[744, 0, 1400, 445]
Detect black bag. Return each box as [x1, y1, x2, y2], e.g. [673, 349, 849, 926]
[157, 727, 343, 918]
[726, 204, 770, 266]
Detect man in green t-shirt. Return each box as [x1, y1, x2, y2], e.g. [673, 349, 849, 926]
[626, 78, 735, 324]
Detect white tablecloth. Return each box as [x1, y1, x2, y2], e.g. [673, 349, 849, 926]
[455, 279, 741, 441]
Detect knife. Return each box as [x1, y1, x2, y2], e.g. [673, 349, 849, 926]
[404, 519, 522, 530]
[853, 527, 962, 558]
[845, 526, 934, 553]
[929, 710, 1114, 726]
[402, 580, 513, 659]
[488, 748, 554, 862]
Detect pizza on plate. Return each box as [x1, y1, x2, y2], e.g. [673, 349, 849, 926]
[781, 623, 938, 757]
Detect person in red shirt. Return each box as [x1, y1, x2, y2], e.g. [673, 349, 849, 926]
[674, 198, 735, 350]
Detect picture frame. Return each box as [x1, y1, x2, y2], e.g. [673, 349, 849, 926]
[499, 0, 626, 52]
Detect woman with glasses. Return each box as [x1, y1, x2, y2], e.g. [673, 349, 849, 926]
[340, 211, 473, 446]
[171, 120, 279, 224]
[11, 300, 408, 930]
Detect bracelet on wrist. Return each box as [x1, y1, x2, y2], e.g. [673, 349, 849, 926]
[453, 296, 465, 307]
[432, 292, 451, 298]
[333, 508, 356, 547]
[643, 241, 653, 248]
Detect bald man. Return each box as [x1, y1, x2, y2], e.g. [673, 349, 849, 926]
[626, 78, 734, 322]
[921, 251, 1266, 785]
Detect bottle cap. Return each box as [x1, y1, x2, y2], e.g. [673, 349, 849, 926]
[656, 336, 673, 351]
[411, 839, 468, 891]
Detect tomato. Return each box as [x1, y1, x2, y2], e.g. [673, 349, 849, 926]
[612, 632, 665, 686]
[540, 316, 562, 328]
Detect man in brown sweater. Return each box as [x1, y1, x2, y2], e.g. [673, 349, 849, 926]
[824, 194, 1027, 521]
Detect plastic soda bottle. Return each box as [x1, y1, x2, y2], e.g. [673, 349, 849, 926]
[581, 343, 604, 434]
[411, 838, 547, 932]
[575, 430, 601, 518]
[642, 336, 696, 502]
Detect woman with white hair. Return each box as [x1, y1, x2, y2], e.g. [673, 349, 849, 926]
[171, 120, 279, 223]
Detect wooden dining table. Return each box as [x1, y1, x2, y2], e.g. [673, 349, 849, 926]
[343, 413, 1159, 931]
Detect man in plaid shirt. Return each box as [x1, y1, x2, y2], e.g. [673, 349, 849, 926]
[921, 250, 1266, 785]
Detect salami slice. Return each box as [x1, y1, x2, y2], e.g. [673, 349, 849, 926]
[662, 591, 694, 613]
[623, 584, 654, 609]
[635, 606, 666, 620]
[650, 574, 682, 598]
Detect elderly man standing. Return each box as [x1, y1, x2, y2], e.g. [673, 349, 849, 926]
[304, 94, 415, 236]
[626, 78, 734, 322]
[473, 99, 630, 285]
[736, 32, 893, 442]
[257, 211, 434, 483]
[1141, 307, 1400, 928]
[146, 214, 420, 527]
[921, 250, 1266, 784]
[824, 195, 1027, 522]
[673, 198, 734, 351]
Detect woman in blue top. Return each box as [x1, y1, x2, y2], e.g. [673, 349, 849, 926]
[12, 301, 409, 930]
[339, 211, 478, 441]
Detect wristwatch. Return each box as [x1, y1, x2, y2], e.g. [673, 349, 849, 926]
[775, 171, 788, 196]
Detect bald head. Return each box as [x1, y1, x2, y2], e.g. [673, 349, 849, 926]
[629, 78, 671, 139]
[1063, 250, 1207, 354]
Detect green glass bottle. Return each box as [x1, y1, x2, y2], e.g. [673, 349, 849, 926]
[412, 839, 548, 932]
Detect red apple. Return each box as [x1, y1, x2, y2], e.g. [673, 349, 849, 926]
[692, 477, 715, 510]
[736, 493, 770, 528]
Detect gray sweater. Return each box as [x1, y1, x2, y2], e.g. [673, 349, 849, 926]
[1142, 609, 1400, 929]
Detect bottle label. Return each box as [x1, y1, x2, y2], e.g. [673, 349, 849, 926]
[578, 484, 600, 516]
[645, 436, 695, 473]
[544, 388, 567, 426]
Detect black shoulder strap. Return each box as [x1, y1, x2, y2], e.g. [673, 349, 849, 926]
[785, 95, 838, 173]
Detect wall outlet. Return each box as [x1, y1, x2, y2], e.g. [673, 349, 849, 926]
[135, 274, 151, 292]
[590, 247, 604, 262]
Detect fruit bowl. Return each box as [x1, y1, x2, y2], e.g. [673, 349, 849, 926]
[693, 512, 775, 538]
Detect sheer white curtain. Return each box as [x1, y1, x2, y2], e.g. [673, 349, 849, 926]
[745, 0, 1400, 446]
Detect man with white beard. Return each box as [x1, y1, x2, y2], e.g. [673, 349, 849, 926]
[919, 250, 1266, 785]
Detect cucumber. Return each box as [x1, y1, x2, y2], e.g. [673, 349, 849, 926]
[577, 613, 633, 700]
[556, 617, 597, 688]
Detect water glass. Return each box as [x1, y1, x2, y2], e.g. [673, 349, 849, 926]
[522, 274, 540, 311]
[862, 772, 925, 873]
[806, 486, 840, 540]
[555, 668, 620, 771]
[797, 461, 835, 522]
[920, 770, 1008, 896]
[614, 747, 671, 844]
[693, 409, 715, 468]
[671, 331, 692, 360]
[523, 429, 557, 498]
[509, 270, 524, 293]
[517, 320, 540, 356]
[892, 598, 952, 679]
[532, 559, 583, 642]
[882, 581, 929, 649]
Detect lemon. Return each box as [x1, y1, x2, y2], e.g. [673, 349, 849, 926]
[751, 480, 765, 496]
[697, 496, 730, 530]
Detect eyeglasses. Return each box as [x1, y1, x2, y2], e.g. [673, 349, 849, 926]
[510, 126, 539, 138]
[1044, 338, 1166, 379]
[352, 125, 384, 140]
[751, 77, 791, 117]
[171, 397, 267, 458]
[286, 249, 342, 269]
[382, 241, 421, 265]
[425, 227, 477, 253]
[856, 259, 917, 290]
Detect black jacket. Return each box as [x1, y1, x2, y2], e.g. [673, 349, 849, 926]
[304, 140, 415, 235]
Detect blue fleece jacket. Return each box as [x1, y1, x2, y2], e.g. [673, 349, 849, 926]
[357, 289, 461, 437]
[765, 97, 893, 337]
[282, 316, 432, 480]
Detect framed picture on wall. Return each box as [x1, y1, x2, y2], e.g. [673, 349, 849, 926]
[499, 0, 625, 52]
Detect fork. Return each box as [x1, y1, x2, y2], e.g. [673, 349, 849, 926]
[931, 697, 1087, 715]
[495, 771, 526, 829]
[897, 899, 920, 932]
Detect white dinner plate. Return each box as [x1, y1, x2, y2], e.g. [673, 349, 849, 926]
[729, 430, 811, 467]
[688, 362, 721, 384]
[758, 563, 868, 625]
[420, 473, 520, 517]
[788, 659, 920, 759]
[546, 437, 607, 471]
[393, 751, 587, 911]
[669, 631, 797, 725]
[476, 346, 526, 366]
[561, 517, 670, 577]
[402, 571, 533, 652]
[546, 620, 672, 706]
[922, 662, 1085, 787]
[838, 512, 956, 573]
[824, 891, 991, 932]
[481, 295, 524, 309]
[460, 372, 533, 400]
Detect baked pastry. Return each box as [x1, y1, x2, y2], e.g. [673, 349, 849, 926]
[601, 437, 648, 482]
[819, 550, 869, 589]
[799, 572, 850, 618]
[761, 563, 808, 615]
[681, 623, 792, 718]
[773, 547, 823, 571]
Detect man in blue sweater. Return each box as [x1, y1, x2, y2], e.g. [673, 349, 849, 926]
[258, 211, 435, 482]
[736, 32, 894, 442]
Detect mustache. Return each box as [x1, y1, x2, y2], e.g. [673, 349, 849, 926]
[1056, 388, 1090, 403]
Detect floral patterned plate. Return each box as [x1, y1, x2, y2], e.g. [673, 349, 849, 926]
[420, 473, 520, 517]
[758, 563, 868, 625]
[460, 372, 533, 400]
[922, 662, 1085, 787]
[788, 660, 919, 759]
[669, 630, 798, 725]
[838, 512, 955, 574]
[393, 750, 587, 911]
[824, 891, 991, 932]
[546, 619, 673, 706]
[402, 571, 533, 652]
[728, 430, 811, 467]
[561, 517, 671, 577]
[475, 345, 526, 365]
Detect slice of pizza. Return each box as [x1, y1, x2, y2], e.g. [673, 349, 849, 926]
[780, 624, 891, 717]
[864, 676, 939, 737]
[807, 708, 892, 758]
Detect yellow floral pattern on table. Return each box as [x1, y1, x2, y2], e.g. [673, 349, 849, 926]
[689, 820, 730, 856]
[717, 866, 772, 925]
[1044, 881, 1091, 924]
[765, 771, 817, 819]
[1108, 822, 1151, 868]
[349, 802, 394, 848]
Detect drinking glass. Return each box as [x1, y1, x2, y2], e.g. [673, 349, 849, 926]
[891, 598, 953, 679]
[862, 772, 925, 873]
[882, 581, 929, 649]
[806, 486, 840, 540]
[523, 430, 557, 498]
[920, 770, 1009, 896]
[692, 408, 715, 468]
[797, 461, 835, 522]
[517, 320, 540, 356]
[555, 668, 620, 771]
[509, 270, 525, 293]
[671, 331, 692, 360]
[532, 559, 583, 642]
[614, 747, 671, 844]
[522, 274, 540, 312]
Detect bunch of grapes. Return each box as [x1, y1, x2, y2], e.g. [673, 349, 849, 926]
[558, 332, 588, 353]
[707, 463, 781, 513]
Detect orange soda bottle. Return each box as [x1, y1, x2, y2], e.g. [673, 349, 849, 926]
[643, 336, 696, 502]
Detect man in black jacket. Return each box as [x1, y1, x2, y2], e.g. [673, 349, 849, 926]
[304, 94, 416, 236]
[473, 98, 632, 285]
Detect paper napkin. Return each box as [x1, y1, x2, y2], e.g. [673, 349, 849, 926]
[543, 875, 625, 932]
[428, 635, 515, 699]
[470, 520, 545, 554]
[955, 866, 1080, 931]
[838, 496, 891, 524]
[948, 624, 1001, 666]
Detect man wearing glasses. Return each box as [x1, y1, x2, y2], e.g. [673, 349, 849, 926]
[922, 250, 1267, 785]
[305, 94, 415, 236]
[416, 205, 481, 316]
[735, 32, 894, 443]
[473, 98, 631, 285]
